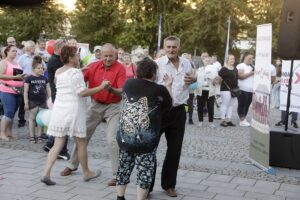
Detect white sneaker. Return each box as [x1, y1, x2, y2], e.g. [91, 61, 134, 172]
[209, 123, 216, 128]
[198, 122, 203, 127]
[239, 120, 250, 127]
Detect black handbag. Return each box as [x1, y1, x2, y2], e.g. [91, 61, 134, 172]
[229, 86, 241, 97]
[223, 80, 241, 97]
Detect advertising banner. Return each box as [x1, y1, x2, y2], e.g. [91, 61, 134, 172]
[250, 24, 272, 169]
[280, 60, 300, 113]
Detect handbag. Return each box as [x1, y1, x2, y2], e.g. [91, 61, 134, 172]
[0, 82, 23, 94]
[222, 80, 241, 97]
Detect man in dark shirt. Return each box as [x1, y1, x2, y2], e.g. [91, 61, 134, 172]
[43, 39, 70, 160]
[47, 39, 65, 101]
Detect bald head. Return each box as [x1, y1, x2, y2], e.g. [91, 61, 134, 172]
[101, 43, 117, 67]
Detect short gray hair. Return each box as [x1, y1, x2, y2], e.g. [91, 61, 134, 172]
[163, 35, 180, 46]
[24, 40, 35, 51]
[102, 43, 116, 52]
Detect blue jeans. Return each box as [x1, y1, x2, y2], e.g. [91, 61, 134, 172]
[0, 92, 22, 119]
[281, 111, 298, 124]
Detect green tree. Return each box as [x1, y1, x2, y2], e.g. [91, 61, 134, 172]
[168, 0, 251, 57]
[246, 0, 283, 57]
[118, 0, 187, 53]
[70, 0, 125, 48]
[0, 0, 67, 45]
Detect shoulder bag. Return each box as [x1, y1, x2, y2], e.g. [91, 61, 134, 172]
[222, 70, 241, 97]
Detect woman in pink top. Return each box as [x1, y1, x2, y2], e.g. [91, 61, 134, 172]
[123, 53, 137, 80]
[0, 45, 25, 141]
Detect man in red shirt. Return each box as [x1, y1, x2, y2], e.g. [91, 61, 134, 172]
[60, 43, 126, 186]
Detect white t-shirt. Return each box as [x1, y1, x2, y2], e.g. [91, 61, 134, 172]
[271, 64, 276, 77]
[203, 65, 218, 90]
[212, 61, 222, 72]
[236, 63, 254, 92]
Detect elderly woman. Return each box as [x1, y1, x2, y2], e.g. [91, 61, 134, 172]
[0, 45, 24, 141]
[116, 58, 172, 200]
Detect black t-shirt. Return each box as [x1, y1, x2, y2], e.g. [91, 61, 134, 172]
[218, 67, 238, 91]
[25, 75, 48, 104]
[117, 78, 172, 153]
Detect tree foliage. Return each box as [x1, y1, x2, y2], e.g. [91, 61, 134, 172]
[117, 0, 187, 52]
[0, 0, 283, 59]
[70, 0, 124, 47]
[0, 0, 67, 45]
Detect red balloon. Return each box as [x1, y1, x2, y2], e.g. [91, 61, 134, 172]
[46, 40, 55, 55]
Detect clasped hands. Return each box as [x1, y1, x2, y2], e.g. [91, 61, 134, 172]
[100, 80, 112, 91]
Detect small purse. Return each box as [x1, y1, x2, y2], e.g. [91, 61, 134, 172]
[229, 86, 241, 97]
[0, 82, 23, 94]
[223, 80, 241, 97]
[222, 69, 241, 97]
[13, 86, 24, 94]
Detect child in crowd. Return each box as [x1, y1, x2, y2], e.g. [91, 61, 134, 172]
[24, 56, 51, 143]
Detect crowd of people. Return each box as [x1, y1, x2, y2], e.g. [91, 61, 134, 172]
[0, 35, 298, 200]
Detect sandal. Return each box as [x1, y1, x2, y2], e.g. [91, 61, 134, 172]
[29, 137, 36, 144]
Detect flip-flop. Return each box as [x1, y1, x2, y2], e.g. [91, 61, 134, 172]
[83, 169, 102, 182]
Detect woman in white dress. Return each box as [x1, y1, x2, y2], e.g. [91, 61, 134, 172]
[41, 46, 110, 185]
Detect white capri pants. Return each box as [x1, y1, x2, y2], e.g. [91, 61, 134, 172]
[220, 91, 236, 120]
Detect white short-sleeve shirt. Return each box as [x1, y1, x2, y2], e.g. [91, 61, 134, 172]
[236, 63, 254, 92]
[271, 64, 276, 77]
[156, 55, 193, 107]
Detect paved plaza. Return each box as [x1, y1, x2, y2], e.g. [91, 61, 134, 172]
[0, 105, 300, 200]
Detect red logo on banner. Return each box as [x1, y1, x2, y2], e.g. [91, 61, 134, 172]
[295, 72, 300, 84]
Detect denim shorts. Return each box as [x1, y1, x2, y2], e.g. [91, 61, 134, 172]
[0, 92, 22, 119]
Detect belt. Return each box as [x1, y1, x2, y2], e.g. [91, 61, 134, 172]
[171, 104, 185, 110]
[94, 100, 120, 105]
[95, 100, 110, 105]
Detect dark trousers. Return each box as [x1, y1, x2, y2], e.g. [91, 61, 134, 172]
[46, 136, 69, 154]
[281, 111, 298, 124]
[197, 91, 215, 122]
[151, 105, 186, 191]
[237, 90, 253, 119]
[187, 93, 194, 120]
[18, 95, 25, 123]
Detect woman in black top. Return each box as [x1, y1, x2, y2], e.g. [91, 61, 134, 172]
[116, 58, 172, 200]
[218, 54, 238, 127]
